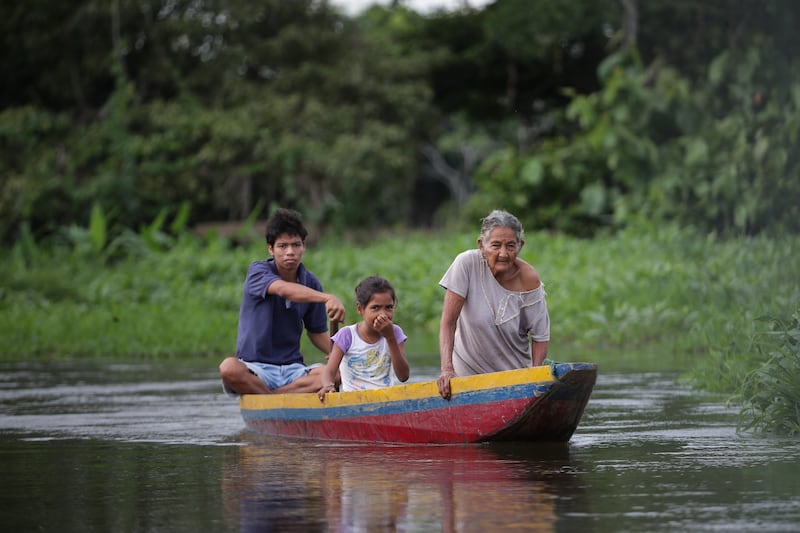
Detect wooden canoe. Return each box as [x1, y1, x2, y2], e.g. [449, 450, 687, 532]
[239, 362, 597, 444]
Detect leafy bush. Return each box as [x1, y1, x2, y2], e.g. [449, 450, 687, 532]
[468, 44, 800, 237]
[735, 309, 800, 435]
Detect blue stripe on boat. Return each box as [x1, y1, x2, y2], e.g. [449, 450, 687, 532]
[554, 362, 595, 376]
[241, 382, 553, 422]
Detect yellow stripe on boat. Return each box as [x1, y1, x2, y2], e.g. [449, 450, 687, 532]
[240, 365, 555, 410]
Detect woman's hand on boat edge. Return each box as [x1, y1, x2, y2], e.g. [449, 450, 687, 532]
[437, 369, 456, 400]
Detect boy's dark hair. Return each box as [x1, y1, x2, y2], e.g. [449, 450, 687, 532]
[355, 275, 396, 307]
[265, 208, 308, 245]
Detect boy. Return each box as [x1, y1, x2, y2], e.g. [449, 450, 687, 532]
[219, 208, 345, 395]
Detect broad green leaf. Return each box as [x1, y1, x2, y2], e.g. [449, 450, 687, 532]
[580, 183, 607, 216]
[520, 158, 544, 185]
[708, 52, 729, 86]
[684, 138, 709, 166]
[88, 204, 107, 255]
[753, 135, 769, 162]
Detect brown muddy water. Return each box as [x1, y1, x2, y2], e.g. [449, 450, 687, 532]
[1, 361, 798, 532]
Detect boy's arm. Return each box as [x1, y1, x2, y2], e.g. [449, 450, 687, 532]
[268, 280, 345, 323]
[308, 330, 333, 356]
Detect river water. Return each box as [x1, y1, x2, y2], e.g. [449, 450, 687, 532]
[1, 361, 798, 532]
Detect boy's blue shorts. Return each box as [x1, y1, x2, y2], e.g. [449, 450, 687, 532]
[222, 360, 320, 398]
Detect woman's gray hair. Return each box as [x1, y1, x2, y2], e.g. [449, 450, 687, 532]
[480, 210, 524, 243]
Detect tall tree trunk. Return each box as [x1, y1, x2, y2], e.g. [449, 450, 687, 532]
[621, 0, 638, 48]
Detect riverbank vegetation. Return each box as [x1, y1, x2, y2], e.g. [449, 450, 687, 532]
[2, 216, 797, 374]
[3, 214, 799, 435]
[2, 1, 799, 433]
[692, 308, 800, 436]
[739, 312, 800, 435]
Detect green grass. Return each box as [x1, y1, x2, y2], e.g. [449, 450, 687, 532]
[1, 224, 798, 387]
[705, 309, 800, 435]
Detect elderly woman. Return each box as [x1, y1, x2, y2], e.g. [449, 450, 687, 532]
[436, 210, 550, 400]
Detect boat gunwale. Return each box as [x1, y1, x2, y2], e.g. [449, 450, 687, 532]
[239, 363, 597, 412]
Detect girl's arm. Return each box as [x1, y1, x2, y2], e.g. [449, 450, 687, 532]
[318, 344, 345, 401]
[376, 320, 410, 383]
[386, 334, 410, 382]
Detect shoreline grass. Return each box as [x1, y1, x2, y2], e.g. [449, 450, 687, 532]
[1, 224, 798, 384]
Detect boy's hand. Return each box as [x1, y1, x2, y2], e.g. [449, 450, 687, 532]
[325, 295, 346, 323]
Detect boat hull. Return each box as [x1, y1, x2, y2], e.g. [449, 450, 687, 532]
[240, 362, 597, 444]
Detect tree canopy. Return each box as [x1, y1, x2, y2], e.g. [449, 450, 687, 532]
[2, 0, 799, 244]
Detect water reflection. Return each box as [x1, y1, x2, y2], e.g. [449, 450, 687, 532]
[3, 362, 799, 532]
[223, 436, 583, 532]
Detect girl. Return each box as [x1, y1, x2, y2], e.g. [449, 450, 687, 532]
[318, 276, 410, 401]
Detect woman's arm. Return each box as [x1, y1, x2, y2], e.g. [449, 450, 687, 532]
[531, 340, 548, 366]
[437, 289, 465, 400]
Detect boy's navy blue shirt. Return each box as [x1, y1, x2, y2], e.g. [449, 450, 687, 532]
[235, 258, 328, 365]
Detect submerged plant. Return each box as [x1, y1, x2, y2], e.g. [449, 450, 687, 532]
[737, 308, 800, 435]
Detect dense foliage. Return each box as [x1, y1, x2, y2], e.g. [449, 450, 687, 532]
[3, 0, 800, 242]
[3, 216, 797, 363]
[469, 44, 800, 236]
